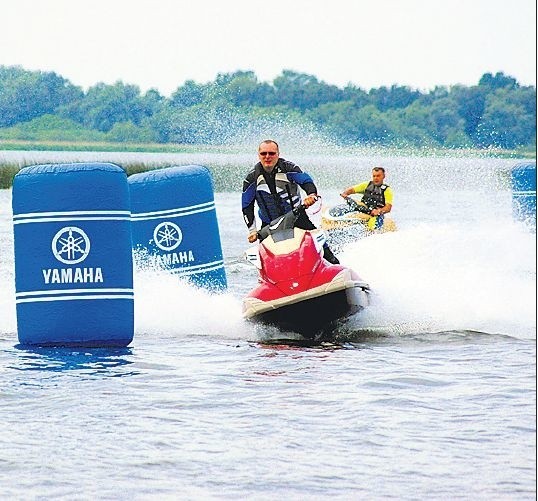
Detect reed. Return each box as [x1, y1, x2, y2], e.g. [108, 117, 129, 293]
[0, 162, 162, 189]
[0, 164, 21, 189]
[0, 161, 246, 190]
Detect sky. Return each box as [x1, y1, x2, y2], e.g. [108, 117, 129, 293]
[2, 0, 536, 96]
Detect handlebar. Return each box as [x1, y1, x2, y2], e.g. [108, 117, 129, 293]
[292, 204, 308, 216]
[343, 196, 361, 211]
[257, 204, 308, 241]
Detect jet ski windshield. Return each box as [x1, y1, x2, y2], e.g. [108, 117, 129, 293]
[258, 207, 303, 242]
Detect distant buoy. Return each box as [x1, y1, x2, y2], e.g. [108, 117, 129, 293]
[129, 165, 227, 291]
[511, 161, 536, 227]
[12, 163, 134, 346]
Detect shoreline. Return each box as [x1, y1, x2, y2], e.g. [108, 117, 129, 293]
[0, 141, 534, 189]
[1, 139, 535, 158]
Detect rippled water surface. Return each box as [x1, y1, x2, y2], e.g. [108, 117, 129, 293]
[0, 151, 535, 499]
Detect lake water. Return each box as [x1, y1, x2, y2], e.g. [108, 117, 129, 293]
[0, 150, 536, 499]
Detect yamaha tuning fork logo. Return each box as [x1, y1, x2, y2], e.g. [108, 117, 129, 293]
[153, 221, 183, 251]
[151, 221, 195, 266]
[52, 226, 91, 264]
[42, 226, 103, 284]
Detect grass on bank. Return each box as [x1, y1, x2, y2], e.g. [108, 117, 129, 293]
[0, 161, 163, 189]
[0, 139, 244, 154]
[0, 159, 247, 190]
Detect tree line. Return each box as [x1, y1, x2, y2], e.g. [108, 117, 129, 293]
[0, 65, 535, 150]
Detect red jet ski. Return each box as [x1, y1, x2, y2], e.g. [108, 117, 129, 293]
[243, 205, 370, 339]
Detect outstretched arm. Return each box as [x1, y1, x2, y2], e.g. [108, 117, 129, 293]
[341, 182, 368, 198]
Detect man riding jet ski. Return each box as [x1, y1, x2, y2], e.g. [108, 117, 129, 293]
[321, 166, 397, 242]
[321, 196, 397, 233]
[243, 205, 370, 339]
[242, 139, 340, 265]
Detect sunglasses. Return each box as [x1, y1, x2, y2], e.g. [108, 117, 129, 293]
[259, 151, 277, 156]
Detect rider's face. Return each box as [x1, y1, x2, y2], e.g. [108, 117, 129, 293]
[372, 169, 385, 185]
[258, 143, 279, 171]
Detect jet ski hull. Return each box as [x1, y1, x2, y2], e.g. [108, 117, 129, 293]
[243, 272, 370, 338]
[243, 205, 371, 340]
[246, 287, 367, 338]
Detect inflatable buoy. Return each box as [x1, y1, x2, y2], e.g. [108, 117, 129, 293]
[12, 163, 134, 346]
[129, 165, 227, 291]
[512, 161, 536, 227]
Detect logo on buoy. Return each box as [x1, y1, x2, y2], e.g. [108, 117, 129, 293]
[154, 221, 182, 251]
[52, 226, 91, 264]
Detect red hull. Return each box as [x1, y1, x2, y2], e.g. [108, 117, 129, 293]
[243, 229, 369, 337]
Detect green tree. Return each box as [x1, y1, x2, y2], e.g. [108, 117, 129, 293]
[306, 100, 353, 139]
[394, 101, 435, 145]
[0, 114, 106, 141]
[450, 85, 487, 142]
[149, 102, 247, 144]
[341, 84, 370, 108]
[313, 103, 395, 144]
[428, 97, 468, 145]
[478, 88, 536, 148]
[59, 81, 154, 132]
[351, 105, 395, 143]
[170, 80, 210, 108]
[369, 85, 420, 112]
[0, 65, 82, 127]
[140, 88, 166, 116]
[273, 70, 343, 111]
[106, 121, 158, 143]
[0, 65, 535, 150]
[479, 71, 519, 91]
[213, 71, 276, 107]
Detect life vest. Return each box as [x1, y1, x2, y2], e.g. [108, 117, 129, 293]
[362, 182, 389, 210]
[255, 169, 302, 223]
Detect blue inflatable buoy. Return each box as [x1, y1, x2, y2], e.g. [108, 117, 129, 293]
[511, 161, 536, 227]
[129, 165, 227, 291]
[12, 163, 134, 347]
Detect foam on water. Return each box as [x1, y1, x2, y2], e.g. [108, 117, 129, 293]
[129, 210, 536, 344]
[0, 240, 16, 336]
[0, 153, 534, 344]
[0, 264, 255, 342]
[133, 268, 252, 341]
[2, 209, 535, 343]
[0, 283, 16, 336]
[340, 217, 536, 339]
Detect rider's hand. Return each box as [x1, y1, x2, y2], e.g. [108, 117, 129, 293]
[303, 194, 318, 208]
[340, 188, 352, 199]
[248, 230, 258, 243]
